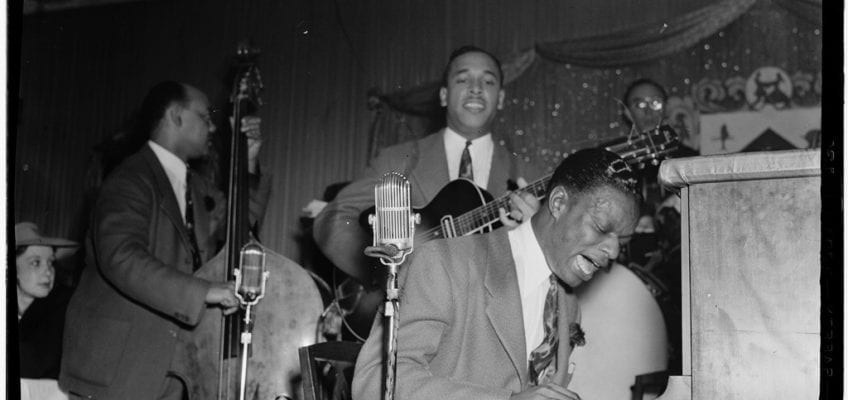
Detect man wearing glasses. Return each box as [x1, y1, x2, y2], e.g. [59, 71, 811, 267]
[618, 78, 698, 376]
[60, 81, 268, 400]
[622, 78, 667, 134]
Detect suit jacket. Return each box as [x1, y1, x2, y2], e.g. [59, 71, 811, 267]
[352, 230, 580, 400]
[60, 145, 268, 399]
[313, 130, 544, 284]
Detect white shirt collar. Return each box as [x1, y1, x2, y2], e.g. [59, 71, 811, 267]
[148, 140, 188, 220]
[509, 219, 552, 296]
[508, 219, 554, 361]
[443, 127, 494, 189]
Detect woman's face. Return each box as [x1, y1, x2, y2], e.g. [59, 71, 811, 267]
[16, 245, 56, 299]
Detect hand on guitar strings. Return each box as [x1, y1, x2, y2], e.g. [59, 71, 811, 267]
[499, 177, 540, 229]
[230, 115, 263, 174]
[205, 281, 241, 315]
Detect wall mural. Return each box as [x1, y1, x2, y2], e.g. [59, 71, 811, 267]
[695, 66, 821, 154]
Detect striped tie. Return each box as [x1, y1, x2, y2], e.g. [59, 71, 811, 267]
[459, 140, 474, 180]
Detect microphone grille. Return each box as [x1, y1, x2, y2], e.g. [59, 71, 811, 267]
[373, 172, 413, 249]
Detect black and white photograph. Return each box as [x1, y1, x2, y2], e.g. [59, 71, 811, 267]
[7, 0, 837, 399]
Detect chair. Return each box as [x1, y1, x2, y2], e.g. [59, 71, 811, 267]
[630, 370, 669, 400]
[299, 341, 362, 400]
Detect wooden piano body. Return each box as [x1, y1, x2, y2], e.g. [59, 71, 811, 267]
[656, 149, 821, 399]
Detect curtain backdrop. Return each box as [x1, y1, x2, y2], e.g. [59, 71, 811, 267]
[369, 0, 822, 172]
[13, 0, 821, 266]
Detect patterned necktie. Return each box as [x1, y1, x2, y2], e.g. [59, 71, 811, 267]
[184, 170, 202, 271]
[529, 275, 559, 385]
[459, 140, 474, 180]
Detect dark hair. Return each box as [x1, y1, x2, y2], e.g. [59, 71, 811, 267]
[441, 45, 504, 87]
[15, 245, 29, 258]
[621, 78, 668, 129]
[136, 81, 189, 138]
[547, 148, 640, 203]
[622, 78, 668, 104]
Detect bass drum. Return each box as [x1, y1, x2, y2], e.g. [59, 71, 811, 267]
[569, 263, 669, 400]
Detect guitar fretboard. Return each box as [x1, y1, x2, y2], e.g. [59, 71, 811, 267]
[454, 175, 552, 236]
[414, 125, 677, 243]
[417, 175, 552, 242]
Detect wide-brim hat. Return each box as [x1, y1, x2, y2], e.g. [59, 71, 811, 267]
[15, 222, 80, 259]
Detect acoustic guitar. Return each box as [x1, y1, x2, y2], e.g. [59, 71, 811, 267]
[339, 125, 679, 340]
[358, 125, 678, 244]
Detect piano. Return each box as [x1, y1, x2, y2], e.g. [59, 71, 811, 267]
[656, 149, 821, 399]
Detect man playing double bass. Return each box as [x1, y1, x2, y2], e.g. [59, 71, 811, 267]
[60, 81, 269, 400]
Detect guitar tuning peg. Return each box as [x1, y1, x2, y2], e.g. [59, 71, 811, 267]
[651, 159, 660, 166]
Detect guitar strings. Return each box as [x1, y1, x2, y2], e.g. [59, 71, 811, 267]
[417, 129, 673, 241]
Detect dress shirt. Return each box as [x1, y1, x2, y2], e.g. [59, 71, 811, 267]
[508, 219, 554, 361]
[148, 140, 188, 221]
[444, 127, 493, 189]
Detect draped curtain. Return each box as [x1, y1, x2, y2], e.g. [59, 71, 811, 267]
[535, 0, 758, 67]
[14, 0, 822, 265]
[369, 0, 822, 171]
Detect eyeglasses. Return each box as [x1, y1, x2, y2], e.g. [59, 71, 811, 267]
[191, 108, 219, 127]
[630, 98, 664, 111]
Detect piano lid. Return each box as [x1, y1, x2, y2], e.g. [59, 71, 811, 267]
[658, 149, 820, 189]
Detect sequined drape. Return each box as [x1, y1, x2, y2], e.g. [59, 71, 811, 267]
[368, 0, 822, 171]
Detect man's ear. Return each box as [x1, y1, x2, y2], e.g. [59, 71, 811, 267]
[166, 104, 183, 128]
[439, 87, 448, 107]
[497, 89, 505, 110]
[547, 185, 569, 220]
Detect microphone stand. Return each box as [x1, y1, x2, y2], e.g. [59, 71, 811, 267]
[233, 243, 269, 400]
[383, 257, 400, 400]
[367, 171, 418, 400]
[364, 245, 412, 400]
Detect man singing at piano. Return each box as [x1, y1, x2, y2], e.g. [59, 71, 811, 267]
[352, 148, 641, 399]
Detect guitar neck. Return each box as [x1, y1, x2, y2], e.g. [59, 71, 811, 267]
[421, 125, 678, 240]
[451, 175, 552, 237]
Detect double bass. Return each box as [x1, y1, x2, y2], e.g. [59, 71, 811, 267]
[174, 44, 323, 400]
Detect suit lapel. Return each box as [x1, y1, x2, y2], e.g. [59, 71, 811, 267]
[409, 130, 450, 202]
[484, 231, 529, 386]
[410, 131, 514, 200]
[188, 171, 212, 257]
[487, 141, 513, 196]
[141, 146, 195, 253]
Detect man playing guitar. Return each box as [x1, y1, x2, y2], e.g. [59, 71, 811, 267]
[313, 45, 544, 287]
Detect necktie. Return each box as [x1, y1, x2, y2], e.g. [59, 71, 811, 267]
[459, 140, 474, 180]
[529, 275, 559, 385]
[185, 170, 202, 271]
